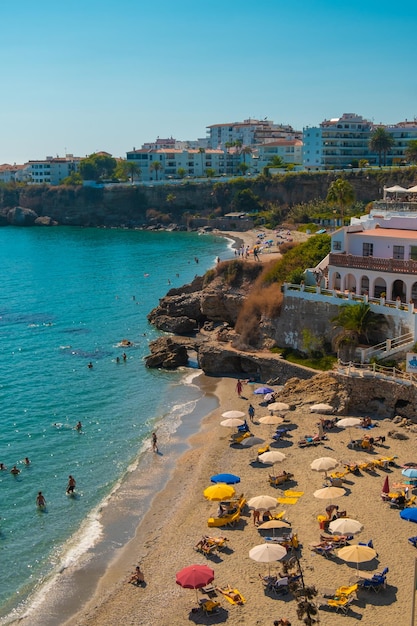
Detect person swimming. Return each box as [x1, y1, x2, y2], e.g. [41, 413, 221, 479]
[36, 491, 46, 507]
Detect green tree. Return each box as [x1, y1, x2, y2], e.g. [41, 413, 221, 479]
[268, 155, 285, 168]
[405, 139, 417, 164]
[241, 146, 252, 163]
[150, 160, 162, 181]
[331, 302, 385, 358]
[369, 127, 395, 167]
[115, 160, 141, 182]
[206, 168, 216, 178]
[78, 153, 117, 181]
[61, 171, 83, 185]
[326, 178, 355, 224]
[232, 188, 263, 213]
[238, 162, 249, 176]
[177, 167, 186, 179]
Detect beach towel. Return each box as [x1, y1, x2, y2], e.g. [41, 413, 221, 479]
[277, 497, 299, 505]
[284, 490, 304, 497]
[216, 587, 246, 605]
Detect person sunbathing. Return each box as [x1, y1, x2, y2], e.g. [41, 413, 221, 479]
[217, 585, 244, 604]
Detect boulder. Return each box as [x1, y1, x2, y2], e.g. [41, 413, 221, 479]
[153, 315, 197, 334]
[145, 337, 190, 369]
[34, 216, 58, 226]
[7, 206, 39, 226]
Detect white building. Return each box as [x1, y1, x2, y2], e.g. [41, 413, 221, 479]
[385, 120, 417, 166]
[26, 155, 81, 185]
[302, 127, 323, 170]
[327, 206, 417, 302]
[206, 119, 301, 149]
[0, 164, 29, 183]
[255, 139, 303, 171]
[126, 147, 242, 180]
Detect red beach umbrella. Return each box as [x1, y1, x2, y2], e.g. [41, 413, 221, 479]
[176, 564, 215, 601]
[382, 475, 390, 495]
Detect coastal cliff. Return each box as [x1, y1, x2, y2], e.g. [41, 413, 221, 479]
[1, 168, 416, 227]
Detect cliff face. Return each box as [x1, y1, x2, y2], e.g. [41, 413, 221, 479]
[1, 168, 415, 227]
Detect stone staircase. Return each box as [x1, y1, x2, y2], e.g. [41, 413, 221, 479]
[358, 331, 415, 363]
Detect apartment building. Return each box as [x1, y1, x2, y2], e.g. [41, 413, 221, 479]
[206, 119, 301, 149]
[26, 155, 81, 185]
[255, 139, 303, 172]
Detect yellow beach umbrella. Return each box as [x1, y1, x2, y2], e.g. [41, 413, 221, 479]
[204, 483, 236, 501]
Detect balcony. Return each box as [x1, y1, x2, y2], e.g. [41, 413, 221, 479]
[329, 253, 417, 275]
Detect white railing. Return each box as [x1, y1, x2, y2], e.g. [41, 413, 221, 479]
[337, 359, 417, 386]
[359, 332, 415, 363]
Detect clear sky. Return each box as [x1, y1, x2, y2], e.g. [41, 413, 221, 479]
[1, 0, 416, 164]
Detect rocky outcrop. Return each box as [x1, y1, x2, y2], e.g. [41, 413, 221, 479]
[148, 263, 263, 335]
[34, 216, 58, 226]
[7, 206, 39, 226]
[144, 337, 194, 369]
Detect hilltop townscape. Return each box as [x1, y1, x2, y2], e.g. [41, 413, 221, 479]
[1, 113, 417, 186]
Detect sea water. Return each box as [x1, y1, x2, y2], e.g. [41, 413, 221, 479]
[0, 226, 232, 622]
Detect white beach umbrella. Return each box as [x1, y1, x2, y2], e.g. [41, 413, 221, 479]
[268, 402, 290, 413]
[257, 519, 291, 531]
[220, 418, 245, 428]
[310, 457, 338, 478]
[329, 518, 363, 536]
[313, 486, 345, 500]
[336, 417, 362, 441]
[257, 451, 286, 465]
[240, 436, 265, 448]
[259, 415, 284, 426]
[310, 403, 334, 414]
[222, 410, 245, 419]
[248, 495, 278, 511]
[249, 543, 287, 574]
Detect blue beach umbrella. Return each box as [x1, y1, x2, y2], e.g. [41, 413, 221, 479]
[254, 387, 274, 395]
[210, 473, 241, 485]
[400, 508, 417, 523]
[402, 468, 417, 479]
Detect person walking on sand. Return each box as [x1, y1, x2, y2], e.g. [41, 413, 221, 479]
[236, 379, 243, 398]
[151, 432, 158, 453]
[248, 404, 255, 422]
[253, 509, 260, 525]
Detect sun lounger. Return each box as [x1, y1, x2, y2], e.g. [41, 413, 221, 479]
[207, 510, 240, 528]
[310, 543, 335, 558]
[268, 472, 294, 487]
[216, 585, 246, 605]
[199, 598, 221, 615]
[326, 595, 354, 614]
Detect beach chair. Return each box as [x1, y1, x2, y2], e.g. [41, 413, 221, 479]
[230, 431, 251, 445]
[200, 599, 221, 615]
[326, 595, 354, 614]
[360, 574, 387, 592]
[335, 583, 358, 598]
[310, 543, 335, 558]
[404, 495, 417, 508]
[268, 472, 293, 487]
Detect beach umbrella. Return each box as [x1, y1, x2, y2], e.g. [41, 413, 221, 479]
[257, 519, 291, 537]
[222, 410, 245, 419]
[402, 468, 417, 479]
[248, 495, 278, 511]
[240, 436, 265, 447]
[249, 543, 287, 575]
[313, 486, 345, 500]
[176, 564, 215, 601]
[338, 544, 378, 570]
[257, 450, 286, 465]
[310, 457, 338, 478]
[329, 518, 363, 536]
[264, 393, 275, 402]
[382, 476, 390, 495]
[220, 418, 245, 428]
[310, 403, 334, 414]
[254, 387, 274, 395]
[268, 402, 290, 413]
[400, 509, 417, 523]
[203, 483, 236, 501]
[336, 417, 362, 441]
[210, 473, 240, 485]
[259, 415, 284, 428]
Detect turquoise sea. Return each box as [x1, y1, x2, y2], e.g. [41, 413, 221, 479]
[0, 226, 232, 624]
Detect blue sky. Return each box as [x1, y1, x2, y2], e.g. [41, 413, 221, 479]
[1, 0, 416, 164]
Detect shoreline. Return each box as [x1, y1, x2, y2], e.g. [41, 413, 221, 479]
[55, 372, 417, 626]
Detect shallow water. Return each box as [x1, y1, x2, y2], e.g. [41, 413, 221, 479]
[0, 227, 231, 622]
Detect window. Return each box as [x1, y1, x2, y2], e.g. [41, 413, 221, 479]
[362, 243, 373, 257]
[393, 245, 404, 260]
[410, 246, 417, 261]
[333, 240, 342, 251]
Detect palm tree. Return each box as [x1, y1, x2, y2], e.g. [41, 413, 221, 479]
[369, 127, 395, 167]
[241, 146, 252, 164]
[405, 139, 417, 164]
[326, 178, 355, 225]
[331, 302, 385, 359]
[150, 161, 162, 181]
[198, 147, 205, 176]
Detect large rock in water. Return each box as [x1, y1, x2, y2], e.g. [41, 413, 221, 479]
[145, 337, 190, 369]
[7, 206, 38, 226]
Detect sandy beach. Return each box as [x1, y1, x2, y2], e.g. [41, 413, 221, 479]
[61, 371, 417, 626]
